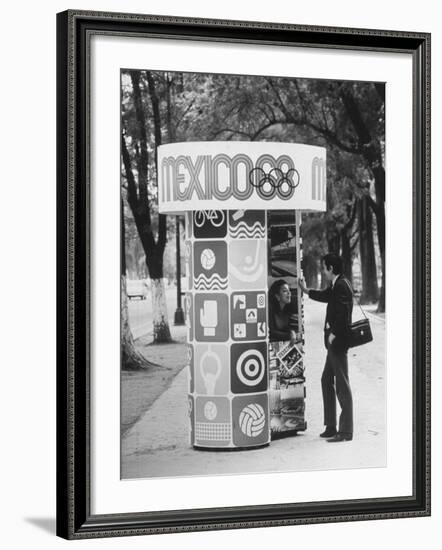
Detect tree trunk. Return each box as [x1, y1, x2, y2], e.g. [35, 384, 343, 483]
[358, 196, 379, 304]
[122, 72, 173, 343]
[121, 276, 153, 370]
[302, 254, 319, 288]
[373, 201, 385, 312]
[150, 278, 172, 343]
[341, 230, 353, 285]
[340, 89, 385, 312]
[327, 231, 340, 255]
[121, 197, 152, 370]
[146, 253, 172, 343]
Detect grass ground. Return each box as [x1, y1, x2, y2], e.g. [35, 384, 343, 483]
[121, 332, 187, 437]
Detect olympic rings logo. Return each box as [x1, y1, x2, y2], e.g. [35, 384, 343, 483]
[249, 166, 300, 200]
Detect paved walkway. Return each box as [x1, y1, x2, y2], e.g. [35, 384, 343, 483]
[122, 300, 386, 479]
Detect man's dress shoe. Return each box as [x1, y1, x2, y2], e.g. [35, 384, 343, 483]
[327, 433, 353, 442]
[319, 427, 337, 438]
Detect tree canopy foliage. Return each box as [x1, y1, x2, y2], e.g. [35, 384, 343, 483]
[121, 70, 385, 315]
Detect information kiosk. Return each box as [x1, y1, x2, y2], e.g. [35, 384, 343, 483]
[158, 142, 326, 449]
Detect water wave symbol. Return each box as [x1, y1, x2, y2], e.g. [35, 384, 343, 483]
[195, 273, 228, 290]
[230, 221, 265, 239]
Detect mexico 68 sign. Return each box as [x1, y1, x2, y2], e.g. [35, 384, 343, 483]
[158, 142, 326, 214]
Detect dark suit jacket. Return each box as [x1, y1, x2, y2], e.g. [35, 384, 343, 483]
[308, 275, 353, 350]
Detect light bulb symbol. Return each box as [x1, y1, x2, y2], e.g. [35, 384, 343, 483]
[200, 347, 222, 395]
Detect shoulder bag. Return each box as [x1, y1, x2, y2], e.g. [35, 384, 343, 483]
[343, 279, 374, 348]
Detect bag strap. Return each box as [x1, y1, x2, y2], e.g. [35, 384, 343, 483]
[342, 277, 368, 320]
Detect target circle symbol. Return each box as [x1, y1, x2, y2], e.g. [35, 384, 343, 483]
[236, 349, 265, 387]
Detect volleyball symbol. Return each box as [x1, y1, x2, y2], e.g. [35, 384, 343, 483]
[200, 248, 216, 271]
[236, 349, 265, 387]
[239, 403, 266, 437]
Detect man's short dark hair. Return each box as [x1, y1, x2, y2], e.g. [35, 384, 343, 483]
[323, 253, 344, 275]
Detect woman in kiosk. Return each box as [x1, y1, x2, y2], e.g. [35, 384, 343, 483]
[268, 279, 298, 345]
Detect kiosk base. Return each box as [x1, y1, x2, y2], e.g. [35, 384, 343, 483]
[192, 442, 270, 452]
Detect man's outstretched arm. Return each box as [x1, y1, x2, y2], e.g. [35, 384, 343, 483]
[298, 278, 331, 303]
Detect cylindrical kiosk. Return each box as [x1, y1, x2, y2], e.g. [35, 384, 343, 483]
[158, 142, 326, 450]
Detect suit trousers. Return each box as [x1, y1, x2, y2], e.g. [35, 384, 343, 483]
[321, 342, 353, 434]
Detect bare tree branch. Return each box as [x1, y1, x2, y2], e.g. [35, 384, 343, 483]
[174, 98, 196, 130]
[210, 127, 252, 140]
[266, 78, 361, 154]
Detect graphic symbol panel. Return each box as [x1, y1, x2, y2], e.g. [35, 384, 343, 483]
[229, 210, 266, 239]
[231, 341, 268, 393]
[194, 293, 229, 342]
[184, 240, 193, 290]
[194, 241, 228, 290]
[194, 210, 227, 239]
[231, 291, 267, 340]
[184, 293, 193, 341]
[229, 240, 266, 290]
[195, 396, 231, 446]
[188, 395, 195, 446]
[232, 393, 269, 446]
[239, 403, 266, 437]
[187, 344, 194, 393]
[194, 344, 229, 395]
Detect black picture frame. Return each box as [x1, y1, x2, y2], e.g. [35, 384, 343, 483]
[56, 9, 431, 540]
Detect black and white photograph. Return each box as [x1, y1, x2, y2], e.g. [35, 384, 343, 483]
[120, 69, 386, 479]
[50, 3, 431, 543]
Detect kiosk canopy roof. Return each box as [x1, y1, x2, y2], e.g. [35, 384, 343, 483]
[158, 141, 326, 214]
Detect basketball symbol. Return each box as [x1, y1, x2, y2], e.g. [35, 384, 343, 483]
[239, 403, 266, 437]
[200, 248, 216, 271]
[204, 400, 218, 421]
[236, 349, 265, 387]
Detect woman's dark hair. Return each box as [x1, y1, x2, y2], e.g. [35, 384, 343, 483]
[323, 253, 344, 275]
[269, 279, 289, 308]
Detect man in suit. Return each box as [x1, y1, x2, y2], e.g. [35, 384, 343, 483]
[299, 253, 354, 442]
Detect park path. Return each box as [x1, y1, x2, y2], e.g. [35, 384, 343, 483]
[122, 299, 386, 479]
